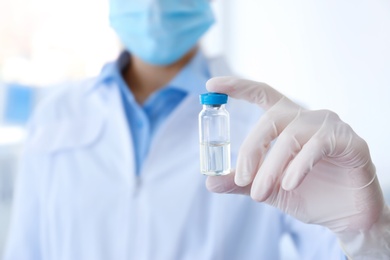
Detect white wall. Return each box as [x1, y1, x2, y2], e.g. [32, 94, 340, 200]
[214, 0, 390, 192]
[0, 0, 120, 85]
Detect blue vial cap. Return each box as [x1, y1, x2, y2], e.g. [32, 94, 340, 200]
[199, 93, 228, 105]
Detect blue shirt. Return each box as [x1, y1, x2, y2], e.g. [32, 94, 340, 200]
[100, 51, 210, 174]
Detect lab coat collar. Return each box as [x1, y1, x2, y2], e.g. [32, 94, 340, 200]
[28, 54, 233, 157]
[92, 51, 130, 91]
[91, 49, 222, 97]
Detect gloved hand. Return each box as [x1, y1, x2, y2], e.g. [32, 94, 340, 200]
[205, 76, 390, 259]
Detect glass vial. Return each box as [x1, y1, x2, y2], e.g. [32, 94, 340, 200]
[199, 93, 231, 176]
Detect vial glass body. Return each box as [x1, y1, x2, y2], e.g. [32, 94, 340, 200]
[199, 104, 231, 176]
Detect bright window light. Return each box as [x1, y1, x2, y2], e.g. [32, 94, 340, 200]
[0, 126, 25, 145]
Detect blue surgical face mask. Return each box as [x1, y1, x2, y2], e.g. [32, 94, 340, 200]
[109, 0, 215, 65]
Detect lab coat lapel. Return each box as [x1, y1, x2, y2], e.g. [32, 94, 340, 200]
[97, 81, 136, 184]
[30, 80, 136, 185]
[135, 95, 205, 257]
[142, 94, 200, 178]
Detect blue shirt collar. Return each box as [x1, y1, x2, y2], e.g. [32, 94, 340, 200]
[96, 50, 210, 96]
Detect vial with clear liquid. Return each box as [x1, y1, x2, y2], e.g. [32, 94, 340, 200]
[199, 93, 231, 176]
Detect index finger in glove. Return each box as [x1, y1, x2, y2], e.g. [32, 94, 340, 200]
[207, 76, 302, 187]
[206, 76, 284, 110]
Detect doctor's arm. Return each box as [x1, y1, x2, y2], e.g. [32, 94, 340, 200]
[205, 76, 390, 259]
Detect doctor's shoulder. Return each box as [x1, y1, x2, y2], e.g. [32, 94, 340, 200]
[29, 77, 99, 126]
[23, 77, 106, 154]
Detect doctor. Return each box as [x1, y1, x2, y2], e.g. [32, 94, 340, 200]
[4, 1, 389, 260]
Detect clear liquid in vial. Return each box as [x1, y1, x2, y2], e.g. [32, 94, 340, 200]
[200, 141, 231, 176]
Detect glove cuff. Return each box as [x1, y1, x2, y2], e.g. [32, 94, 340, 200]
[338, 204, 390, 259]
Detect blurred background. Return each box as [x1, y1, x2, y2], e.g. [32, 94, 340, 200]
[0, 0, 389, 258]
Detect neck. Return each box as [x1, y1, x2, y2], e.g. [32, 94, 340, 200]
[124, 47, 198, 104]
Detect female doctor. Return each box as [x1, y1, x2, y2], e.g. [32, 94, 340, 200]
[4, 0, 390, 259]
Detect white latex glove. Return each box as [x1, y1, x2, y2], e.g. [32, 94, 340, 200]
[205, 76, 390, 259]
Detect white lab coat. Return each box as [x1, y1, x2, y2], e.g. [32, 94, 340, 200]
[4, 57, 343, 260]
